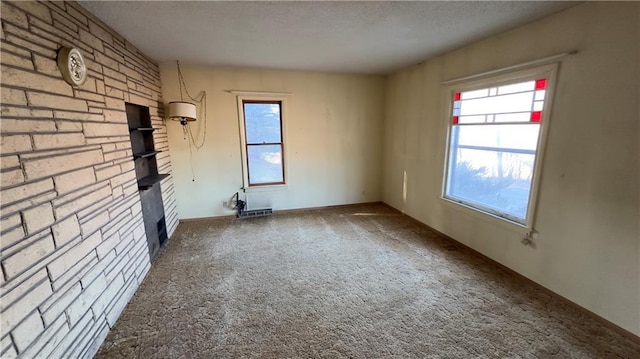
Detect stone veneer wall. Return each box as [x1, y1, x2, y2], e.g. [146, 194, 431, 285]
[0, 1, 178, 357]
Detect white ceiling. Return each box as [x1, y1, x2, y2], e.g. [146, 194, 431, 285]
[79, 1, 577, 75]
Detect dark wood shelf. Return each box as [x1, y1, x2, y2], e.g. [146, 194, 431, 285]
[127, 102, 168, 262]
[137, 173, 170, 190]
[133, 150, 160, 159]
[130, 127, 155, 132]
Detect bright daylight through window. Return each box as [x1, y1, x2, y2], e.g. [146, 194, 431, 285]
[444, 67, 555, 225]
[242, 100, 285, 186]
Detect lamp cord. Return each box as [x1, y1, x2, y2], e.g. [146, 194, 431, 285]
[176, 61, 207, 150]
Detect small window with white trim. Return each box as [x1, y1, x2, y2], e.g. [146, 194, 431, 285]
[443, 65, 557, 226]
[237, 97, 286, 187]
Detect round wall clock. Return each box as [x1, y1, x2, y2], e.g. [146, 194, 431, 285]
[57, 46, 87, 86]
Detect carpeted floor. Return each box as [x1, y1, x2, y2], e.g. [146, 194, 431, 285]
[96, 203, 639, 358]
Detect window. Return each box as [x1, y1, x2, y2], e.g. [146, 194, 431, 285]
[238, 99, 286, 186]
[443, 65, 556, 226]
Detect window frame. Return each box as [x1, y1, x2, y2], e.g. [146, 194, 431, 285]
[236, 95, 288, 189]
[440, 63, 558, 229]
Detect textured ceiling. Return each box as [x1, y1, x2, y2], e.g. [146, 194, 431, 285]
[79, 1, 577, 75]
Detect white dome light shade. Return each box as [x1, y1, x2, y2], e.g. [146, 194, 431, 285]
[168, 101, 197, 122]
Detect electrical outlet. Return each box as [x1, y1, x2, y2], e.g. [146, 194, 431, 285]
[222, 201, 228, 208]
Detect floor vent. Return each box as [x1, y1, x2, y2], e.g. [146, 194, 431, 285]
[238, 208, 273, 219]
[233, 192, 273, 219]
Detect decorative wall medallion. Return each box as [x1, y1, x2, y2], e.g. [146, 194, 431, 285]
[57, 46, 87, 86]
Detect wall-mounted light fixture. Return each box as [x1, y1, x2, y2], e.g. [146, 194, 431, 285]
[168, 61, 208, 182]
[168, 101, 197, 126]
[57, 46, 87, 86]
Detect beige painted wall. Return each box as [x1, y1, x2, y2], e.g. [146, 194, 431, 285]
[382, 2, 639, 335]
[159, 65, 385, 219]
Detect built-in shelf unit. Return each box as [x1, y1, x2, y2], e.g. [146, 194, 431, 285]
[126, 103, 169, 261]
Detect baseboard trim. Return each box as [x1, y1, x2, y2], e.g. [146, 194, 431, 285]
[274, 201, 384, 214]
[179, 214, 236, 222]
[382, 203, 640, 345]
[178, 201, 385, 222]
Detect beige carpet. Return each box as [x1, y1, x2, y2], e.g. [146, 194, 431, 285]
[96, 203, 639, 358]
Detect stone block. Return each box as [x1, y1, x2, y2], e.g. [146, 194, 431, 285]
[81, 250, 115, 288]
[51, 10, 80, 33]
[105, 277, 137, 327]
[32, 133, 85, 150]
[53, 111, 104, 122]
[64, 3, 88, 26]
[41, 282, 81, 326]
[0, 104, 53, 120]
[93, 51, 119, 72]
[0, 275, 51, 332]
[78, 28, 103, 53]
[7, 1, 52, 24]
[47, 310, 93, 359]
[96, 165, 123, 184]
[53, 182, 110, 217]
[92, 273, 124, 316]
[22, 202, 55, 234]
[73, 90, 105, 103]
[0, 225, 26, 250]
[27, 92, 88, 112]
[2, 233, 55, 278]
[53, 167, 96, 194]
[83, 121, 128, 137]
[32, 53, 61, 77]
[0, 155, 20, 170]
[66, 273, 107, 324]
[52, 253, 96, 292]
[1, 178, 53, 206]
[55, 120, 83, 132]
[0, 42, 30, 58]
[11, 310, 44, 353]
[95, 232, 120, 260]
[103, 76, 128, 92]
[103, 109, 127, 123]
[0, 268, 49, 312]
[96, 80, 106, 95]
[1, 169, 25, 187]
[0, 135, 32, 154]
[1, 2, 28, 27]
[0, 213, 21, 232]
[88, 20, 113, 45]
[103, 66, 126, 83]
[76, 196, 111, 221]
[0, 335, 17, 358]
[51, 215, 80, 247]
[3, 23, 57, 51]
[0, 87, 27, 105]
[118, 64, 143, 82]
[23, 149, 102, 180]
[1, 119, 57, 133]
[104, 97, 125, 111]
[19, 314, 68, 359]
[47, 231, 101, 281]
[80, 210, 110, 237]
[1, 50, 34, 71]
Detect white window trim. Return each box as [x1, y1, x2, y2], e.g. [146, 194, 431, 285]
[440, 63, 559, 230]
[236, 94, 289, 192]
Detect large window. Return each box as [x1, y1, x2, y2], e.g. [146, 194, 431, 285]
[443, 65, 556, 226]
[240, 100, 285, 186]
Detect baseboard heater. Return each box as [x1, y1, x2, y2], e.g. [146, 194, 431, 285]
[233, 192, 273, 219]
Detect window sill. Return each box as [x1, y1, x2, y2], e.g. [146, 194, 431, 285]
[439, 196, 532, 234]
[242, 184, 288, 193]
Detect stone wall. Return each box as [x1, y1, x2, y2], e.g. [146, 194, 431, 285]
[0, 1, 178, 357]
